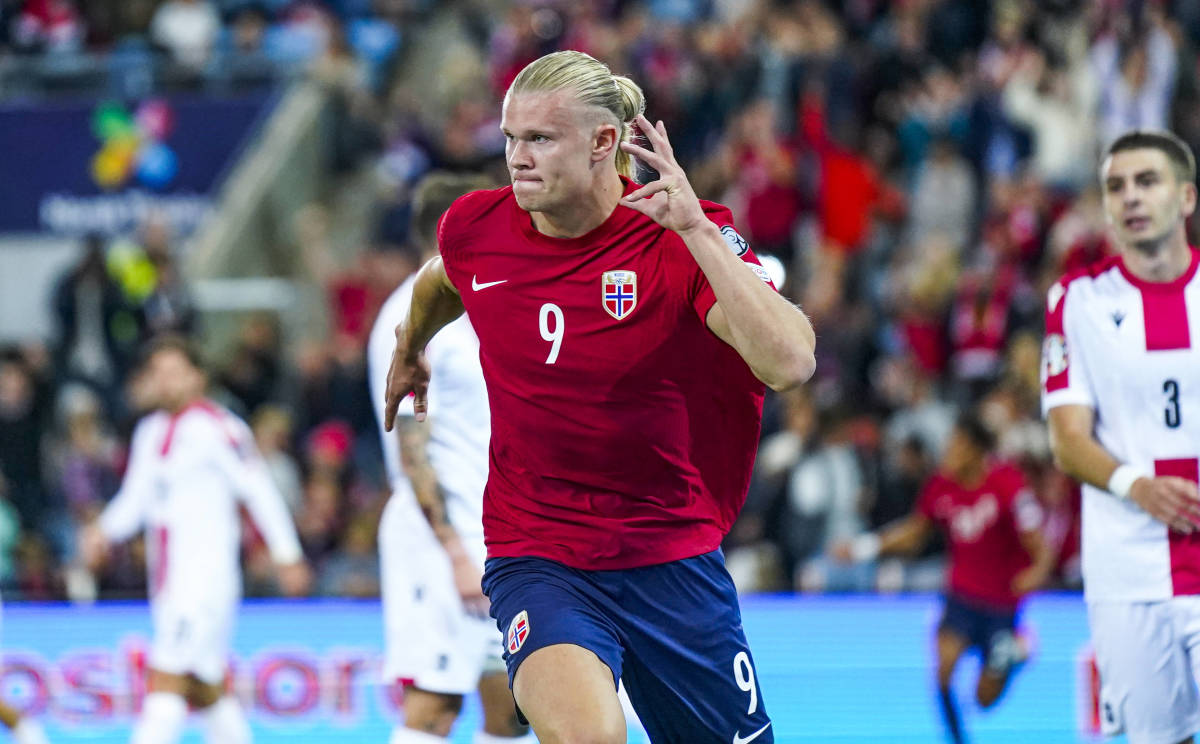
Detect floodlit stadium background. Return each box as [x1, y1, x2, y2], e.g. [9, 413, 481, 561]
[0, 0, 1196, 741]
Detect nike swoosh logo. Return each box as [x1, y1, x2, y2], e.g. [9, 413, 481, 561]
[472, 275, 508, 291]
[733, 722, 771, 744]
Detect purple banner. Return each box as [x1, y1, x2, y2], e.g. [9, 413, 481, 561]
[0, 94, 271, 236]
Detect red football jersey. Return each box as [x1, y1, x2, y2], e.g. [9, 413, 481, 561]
[917, 462, 1043, 609]
[437, 181, 773, 570]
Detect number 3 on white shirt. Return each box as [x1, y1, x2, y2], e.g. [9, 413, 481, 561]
[539, 303, 564, 364]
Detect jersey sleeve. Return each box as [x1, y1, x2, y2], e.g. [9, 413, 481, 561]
[997, 464, 1044, 532]
[435, 194, 475, 296]
[1012, 486, 1045, 533]
[99, 420, 155, 542]
[914, 477, 939, 522]
[214, 420, 303, 565]
[685, 204, 778, 323]
[1041, 279, 1098, 415]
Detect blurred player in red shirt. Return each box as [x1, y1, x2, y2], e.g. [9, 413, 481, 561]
[382, 50, 815, 744]
[834, 413, 1055, 744]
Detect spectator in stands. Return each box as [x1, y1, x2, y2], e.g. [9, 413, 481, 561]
[250, 405, 303, 516]
[11, 0, 83, 54]
[0, 352, 50, 530]
[0, 473, 22, 585]
[1091, 10, 1178, 147]
[51, 233, 139, 413]
[150, 0, 221, 71]
[136, 216, 197, 342]
[316, 512, 379, 597]
[216, 314, 283, 417]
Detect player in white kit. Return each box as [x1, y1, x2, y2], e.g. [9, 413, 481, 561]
[369, 172, 529, 744]
[82, 336, 310, 744]
[1044, 130, 1200, 744]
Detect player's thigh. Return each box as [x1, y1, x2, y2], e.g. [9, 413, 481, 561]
[1089, 601, 1200, 743]
[512, 643, 625, 744]
[934, 625, 970, 684]
[618, 550, 774, 744]
[482, 557, 626, 740]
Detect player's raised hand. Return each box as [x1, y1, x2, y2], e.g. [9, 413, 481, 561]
[619, 114, 706, 235]
[383, 326, 431, 430]
[1129, 475, 1200, 533]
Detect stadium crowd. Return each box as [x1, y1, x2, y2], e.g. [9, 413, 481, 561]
[1, 0, 1198, 600]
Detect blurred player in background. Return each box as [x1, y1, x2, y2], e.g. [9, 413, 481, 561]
[81, 336, 310, 744]
[368, 171, 532, 744]
[833, 413, 1055, 744]
[383, 50, 815, 743]
[1044, 129, 1200, 744]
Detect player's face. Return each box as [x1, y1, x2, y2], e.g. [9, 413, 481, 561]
[1102, 148, 1196, 251]
[501, 90, 599, 214]
[940, 428, 979, 481]
[147, 348, 204, 412]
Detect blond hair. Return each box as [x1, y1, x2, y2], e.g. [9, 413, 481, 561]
[508, 50, 646, 180]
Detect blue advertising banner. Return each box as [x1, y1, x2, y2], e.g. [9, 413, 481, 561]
[0, 95, 271, 236]
[0, 594, 1115, 743]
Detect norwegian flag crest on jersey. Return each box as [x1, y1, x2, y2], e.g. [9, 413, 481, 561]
[602, 270, 637, 320]
[507, 610, 530, 654]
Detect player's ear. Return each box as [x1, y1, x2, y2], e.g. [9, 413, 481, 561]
[1181, 180, 1198, 218]
[591, 121, 619, 165]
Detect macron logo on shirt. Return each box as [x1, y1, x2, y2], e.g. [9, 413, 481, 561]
[472, 275, 508, 291]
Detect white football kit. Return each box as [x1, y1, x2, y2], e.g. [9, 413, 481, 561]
[100, 401, 302, 684]
[368, 276, 501, 694]
[1042, 251, 1200, 743]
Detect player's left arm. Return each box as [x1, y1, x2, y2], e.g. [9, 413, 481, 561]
[620, 115, 815, 391]
[218, 426, 311, 596]
[1011, 488, 1055, 595]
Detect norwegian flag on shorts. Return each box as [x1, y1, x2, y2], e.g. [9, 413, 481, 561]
[602, 270, 637, 320]
[507, 610, 530, 654]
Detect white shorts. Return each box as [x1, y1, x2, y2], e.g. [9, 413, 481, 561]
[379, 495, 503, 695]
[149, 596, 236, 685]
[1088, 597, 1200, 744]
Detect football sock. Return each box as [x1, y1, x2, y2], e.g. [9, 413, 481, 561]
[131, 692, 188, 744]
[203, 696, 251, 744]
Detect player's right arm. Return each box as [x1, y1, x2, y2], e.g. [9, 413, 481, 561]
[83, 421, 154, 568]
[831, 513, 935, 564]
[1047, 404, 1200, 532]
[393, 416, 488, 616]
[383, 256, 463, 431]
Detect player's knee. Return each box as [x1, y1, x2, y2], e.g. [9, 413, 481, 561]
[185, 678, 223, 710]
[481, 706, 527, 738]
[974, 677, 1004, 709]
[402, 688, 463, 737]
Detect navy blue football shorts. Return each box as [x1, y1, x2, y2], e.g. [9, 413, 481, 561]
[939, 593, 1020, 673]
[482, 549, 774, 744]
